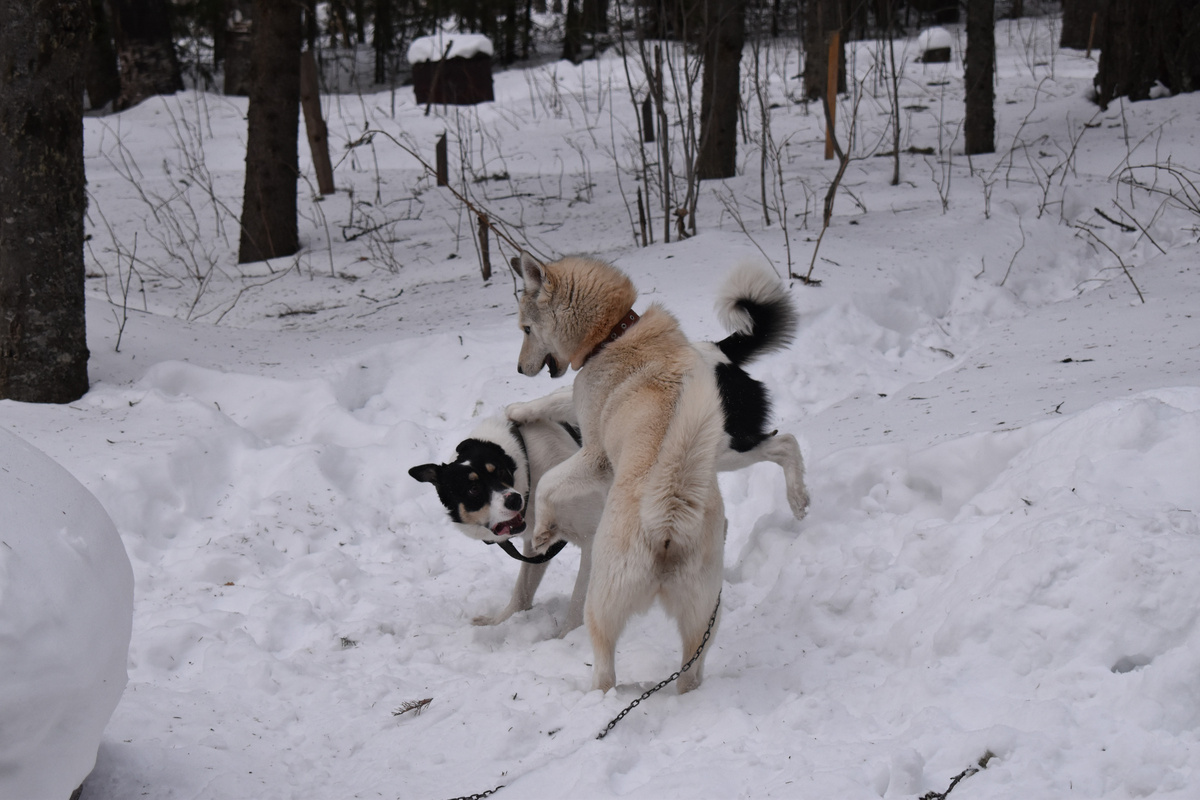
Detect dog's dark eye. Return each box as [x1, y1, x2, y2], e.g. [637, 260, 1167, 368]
[522, 326, 531, 335]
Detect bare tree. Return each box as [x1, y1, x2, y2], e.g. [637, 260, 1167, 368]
[109, 0, 185, 110]
[696, 0, 745, 179]
[964, 0, 995, 155]
[1061, 0, 1104, 50]
[803, 0, 844, 102]
[238, 0, 302, 264]
[0, 0, 91, 403]
[1095, 0, 1200, 108]
[85, 0, 121, 109]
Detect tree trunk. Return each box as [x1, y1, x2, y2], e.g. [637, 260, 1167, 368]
[225, 0, 255, 96]
[109, 0, 184, 110]
[563, 0, 583, 61]
[373, 0, 394, 84]
[0, 0, 91, 403]
[1095, 0, 1200, 108]
[696, 0, 745, 180]
[85, 0, 121, 109]
[238, 0, 301, 264]
[964, 0, 995, 155]
[803, 0, 844, 101]
[1061, 0, 1104, 50]
[582, 0, 609, 34]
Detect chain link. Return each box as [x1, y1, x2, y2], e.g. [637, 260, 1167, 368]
[445, 785, 505, 800]
[596, 591, 721, 740]
[438, 590, 721, 799]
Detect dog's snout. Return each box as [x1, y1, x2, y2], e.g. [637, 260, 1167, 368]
[504, 492, 523, 511]
[517, 364, 525, 375]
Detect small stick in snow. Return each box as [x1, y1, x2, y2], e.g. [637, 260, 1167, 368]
[392, 698, 433, 718]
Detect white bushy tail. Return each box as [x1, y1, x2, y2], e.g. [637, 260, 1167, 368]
[714, 262, 797, 366]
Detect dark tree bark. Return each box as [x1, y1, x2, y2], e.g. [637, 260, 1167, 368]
[237, 0, 301, 264]
[563, 0, 582, 61]
[581, 0, 608, 34]
[696, 0, 745, 180]
[373, 0, 394, 84]
[964, 0, 995, 155]
[0, 0, 91, 403]
[109, 0, 185, 110]
[224, 0, 255, 96]
[1095, 0, 1200, 108]
[85, 0, 121, 109]
[1061, 0, 1104, 50]
[803, 0, 844, 102]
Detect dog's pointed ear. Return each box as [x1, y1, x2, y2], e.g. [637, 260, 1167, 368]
[514, 251, 546, 291]
[409, 464, 441, 485]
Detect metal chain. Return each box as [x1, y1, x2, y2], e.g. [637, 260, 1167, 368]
[445, 786, 505, 800]
[595, 590, 721, 740]
[439, 590, 721, 799]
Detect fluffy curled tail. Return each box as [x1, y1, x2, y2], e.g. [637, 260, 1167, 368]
[640, 372, 724, 570]
[714, 262, 798, 367]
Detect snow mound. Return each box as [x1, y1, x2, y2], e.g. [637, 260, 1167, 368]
[406, 33, 494, 64]
[917, 26, 955, 53]
[0, 427, 133, 799]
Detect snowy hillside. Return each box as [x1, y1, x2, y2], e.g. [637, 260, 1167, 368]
[2, 12, 1198, 799]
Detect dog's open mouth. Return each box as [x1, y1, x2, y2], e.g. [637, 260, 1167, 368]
[543, 353, 560, 376]
[491, 514, 526, 538]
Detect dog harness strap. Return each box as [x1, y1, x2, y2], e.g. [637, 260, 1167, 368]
[581, 309, 640, 367]
[507, 420, 532, 495]
[492, 538, 569, 564]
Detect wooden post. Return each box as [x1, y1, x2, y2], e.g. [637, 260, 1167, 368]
[300, 50, 335, 195]
[435, 133, 448, 186]
[824, 30, 839, 161]
[641, 96, 654, 143]
[1086, 11, 1097, 59]
[477, 213, 491, 281]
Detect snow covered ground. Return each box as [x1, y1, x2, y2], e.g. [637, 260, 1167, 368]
[3, 13, 1199, 799]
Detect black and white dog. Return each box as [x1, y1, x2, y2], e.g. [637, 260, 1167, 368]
[409, 263, 808, 635]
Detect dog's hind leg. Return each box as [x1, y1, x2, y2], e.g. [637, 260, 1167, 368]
[660, 500, 725, 694]
[716, 432, 809, 520]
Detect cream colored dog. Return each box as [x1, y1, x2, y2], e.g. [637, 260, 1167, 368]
[513, 252, 726, 694]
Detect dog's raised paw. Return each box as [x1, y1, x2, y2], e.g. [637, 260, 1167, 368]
[789, 488, 811, 521]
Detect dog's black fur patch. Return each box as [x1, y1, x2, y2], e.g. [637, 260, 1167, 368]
[710, 295, 793, 454]
[715, 362, 772, 453]
[409, 438, 518, 523]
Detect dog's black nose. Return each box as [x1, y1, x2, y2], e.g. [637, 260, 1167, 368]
[517, 365, 525, 375]
[504, 492, 523, 510]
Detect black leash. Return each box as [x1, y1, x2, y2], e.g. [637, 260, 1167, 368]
[488, 537, 568, 564]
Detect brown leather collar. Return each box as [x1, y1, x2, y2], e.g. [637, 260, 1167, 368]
[580, 310, 639, 367]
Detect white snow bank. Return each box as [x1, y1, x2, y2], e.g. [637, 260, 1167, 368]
[406, 33, 494, 64]
[0, 427, 133, 800]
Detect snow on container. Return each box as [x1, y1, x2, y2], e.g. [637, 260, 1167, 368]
[916, 26, 954, 63]
[407, 33, 495, 106]
[0, 427, 133, 799]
